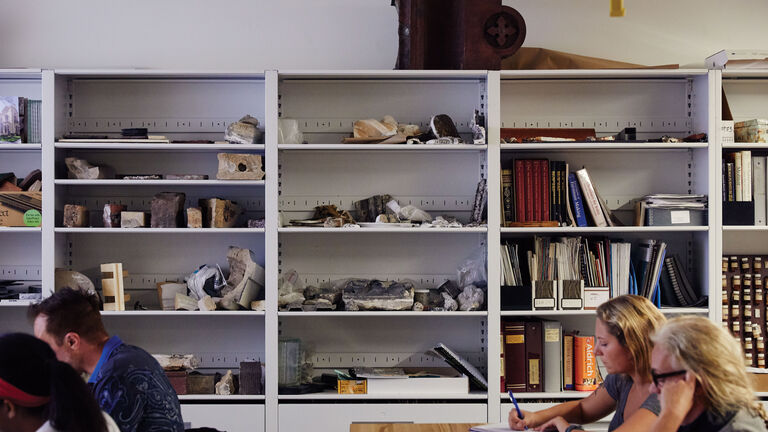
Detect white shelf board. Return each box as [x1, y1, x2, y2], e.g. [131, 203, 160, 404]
[0, 69, 42, 79]
[500, 308, 708, 317]
[278, 227, 487, 234]
[501, 69, 708, 79]
[55, 228, 265, 234]
[55, 143, 265, 151]
[101, 311, 265, 317]
[279, 311, 487, 317]
[723, 143, 768, 149]
[278, 144, 487, 151]
[500, 143, 707, 150]
[54, 179, 265, 186]
[0, 144, 42, 150]
[0, 227, 42, 233]
[723, 70, 768, 79]
[53, 69, 266, 79]
[178, 395, 265, 401]
[723, 226, 768, 232]
[278, 390, 488, 400]
[501, 391, 592, 400]
[500, 226, 709, 234]
[278, 70, 487, 80]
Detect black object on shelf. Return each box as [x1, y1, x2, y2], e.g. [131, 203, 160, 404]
[723, 201, 755, 225]
[500, 285, 532, 310]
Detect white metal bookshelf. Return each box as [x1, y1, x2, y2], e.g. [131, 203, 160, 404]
[0, 68, 730, 432]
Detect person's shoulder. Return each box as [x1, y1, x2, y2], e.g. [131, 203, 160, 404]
[103, 343, 164, 375]
[602, 373, 631, 389]
[724, 409, 768, 432]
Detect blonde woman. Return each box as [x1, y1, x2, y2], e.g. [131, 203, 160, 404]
[509, 294, 666, 432]
[649, 316, 768, 432]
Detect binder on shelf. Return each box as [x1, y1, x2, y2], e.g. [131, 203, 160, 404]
[646, 208, 707, 226]
[502, 321, 526, 392]
[524, 321, 543, 392]
[433, 343, 487, 391]
[753, 156, 766, 226]
[542, 321, 563, 393]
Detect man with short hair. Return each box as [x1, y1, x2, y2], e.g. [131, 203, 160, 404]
[29, 288, 184, 432]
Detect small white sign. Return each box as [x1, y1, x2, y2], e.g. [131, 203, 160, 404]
[671, 210, 691, 224]
[722, 120, 734, 144]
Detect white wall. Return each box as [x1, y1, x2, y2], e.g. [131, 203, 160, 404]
[0, 0, 766, 70]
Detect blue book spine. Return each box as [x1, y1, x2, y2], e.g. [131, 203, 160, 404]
[651, 249, 666, 307]
[568, 173, 588, 227]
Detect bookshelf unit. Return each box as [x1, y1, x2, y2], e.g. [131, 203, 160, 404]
[0, 69, 44, 333]
[0, 69, 725, 432]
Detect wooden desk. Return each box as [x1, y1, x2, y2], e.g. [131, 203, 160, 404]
[350, 424, 481, 432]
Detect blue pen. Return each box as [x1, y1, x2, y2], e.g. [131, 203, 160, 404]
[508, 390, 528, 430]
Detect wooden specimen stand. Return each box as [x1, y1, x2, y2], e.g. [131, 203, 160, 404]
[101, 263, 130, 311]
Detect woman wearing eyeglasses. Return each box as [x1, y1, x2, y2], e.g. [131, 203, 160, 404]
[509, 295, 666, 432]
[648, 316, 768, 432]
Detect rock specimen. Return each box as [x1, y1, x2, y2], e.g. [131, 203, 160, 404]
[151, 192, 186, 228]
[215, 370, 236, 395]
[165, 174, 208, 180]
[430, 114, 460, 138]
[303, 284, 342, 308]
[248, 219, 265, 228]
[278, 269, 306, 309]
[198, 295, 217, 311]
[353, 117, 397, 138]
[156, 282, 187, 311]
[103, 204, 126, 228]
[174, 293, 198, 311]
[54, 269, 95, 293]
[239, 361, 263, 395]
[225, 115, 262, 144]
[397, 123, 421, 137]
[186, 207, 203, 228]
[342, 279, 414, 311]
[199, 198, 243, 228]
[442, 292, 458, 311]
[120, 211, 146, 228]
[220, 247, 265, 310]
[216, 153, 264, 180]
[153, 354, 200, 370]
[438, 280, 461, 298]
[470, 179, 488, 224]
[187, 374, 215, 394]
[458, 285, 485, 311]
[353, 194, 394, 223]
[65, 157, 113, 179]
[62, 204, 88, 227]
[18, 169, 41, 190]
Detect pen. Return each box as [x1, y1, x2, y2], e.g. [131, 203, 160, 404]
[508, 390, 528, 430]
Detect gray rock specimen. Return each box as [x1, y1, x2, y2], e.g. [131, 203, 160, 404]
[438, 280, 461, 298]
[225, 115, 262, 144]
[220, 247, 265, 310]
[150, 192, 186, 228]
[353, 194, 394, 223]
[63, 204, 88, 227]
[216, 153, 265, 180]
[103, 204, 125, 228]
[215, 370, 235, 395]
[120, 211, 146, 228]
[65, 157, 114, 179]
[187, 207, 203, 228]
[342, 279, 414, 311]
[278, 269, 305, 309]
[458, 285, 484, 311]
[248, 219, 265, 228]
[54, 269, 95, 293]
[430, 114, 460, 138]
[442, 292, 458, 311]
[304, 284, 342, 307]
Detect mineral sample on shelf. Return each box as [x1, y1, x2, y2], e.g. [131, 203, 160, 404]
[220, 246, 265, 310]
[62, 204, 88, 227]
[303, 283, 342, 309]
[342, 279, 414, 311]
[353, 116, 397, 138]
[470, 178, 488, 225]
[248, 219, 265, 228]
[199, 198, 243, 228]
[153, 354, 200, 371]
[353, 194, 394, 223]
[102, 204, 126, 228]
[225, 115, 262, 144]
[64, 157, 113, 179]
[174, 293, 198, 311]
[438, 280, 461, 298]
[54, 269, 95, 293]
[442, 292, 459, 311]
[186, 207, 203, 228]
[278, 269, 306, 309]
[215, 370, 236, 395]
[198, 295, 217, 311]
[150, 192, 186, 228]
[120, 211, 146, 228]
[458, 285, 485, 311]
[121, 175, 161, 180]
[430, 114, 461, 138]
[216, 153, 265, 180]
[239, 361, 263, 395]
[289, 204, 355, 227]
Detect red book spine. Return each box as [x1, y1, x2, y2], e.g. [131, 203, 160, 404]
[525, 160, 534, 222]
[515, 160, 526, 222]
[532, 160, 541, 221]
[503, 320, 527, 392]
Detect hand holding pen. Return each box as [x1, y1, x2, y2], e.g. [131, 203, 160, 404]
[507, 391, 529, 430]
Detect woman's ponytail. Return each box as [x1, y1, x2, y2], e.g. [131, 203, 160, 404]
[48, 360, 107, 432]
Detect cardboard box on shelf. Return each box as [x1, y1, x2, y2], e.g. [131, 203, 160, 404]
[0, 192, 42, 227]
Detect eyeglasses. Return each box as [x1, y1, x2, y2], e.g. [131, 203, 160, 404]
[651, 370, 687, 387]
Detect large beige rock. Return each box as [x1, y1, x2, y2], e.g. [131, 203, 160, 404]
[216, 153, 264, 180]
[353, 118, 397, 138]
[199, 198, 243, 228]
[225, 115, 262, 144]
[62, 204, 88, 227]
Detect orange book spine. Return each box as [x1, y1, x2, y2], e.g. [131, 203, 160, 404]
[574, 335, 598, 391]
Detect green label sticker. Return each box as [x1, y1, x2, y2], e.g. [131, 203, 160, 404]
[23, 209, 41, 227]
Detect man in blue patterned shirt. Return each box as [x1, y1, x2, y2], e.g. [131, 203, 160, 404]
[29, 288, 184, 432]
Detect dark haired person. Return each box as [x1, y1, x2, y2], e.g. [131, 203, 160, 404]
[0, 332, 119, 432]
[28, 288, 183, 432]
